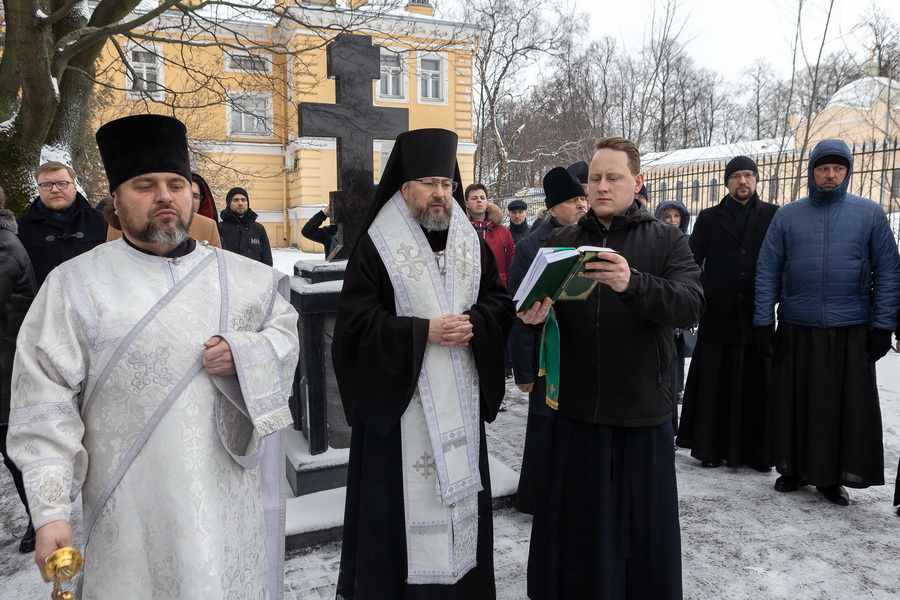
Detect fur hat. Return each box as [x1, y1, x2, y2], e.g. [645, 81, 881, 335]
[96, 115, 192, 193]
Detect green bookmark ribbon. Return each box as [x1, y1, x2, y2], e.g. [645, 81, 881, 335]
[538, 306, 560, 410]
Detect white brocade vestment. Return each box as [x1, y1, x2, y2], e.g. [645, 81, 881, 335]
[8, 240, 299, 599]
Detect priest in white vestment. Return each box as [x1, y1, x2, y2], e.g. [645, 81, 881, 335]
[8, 114, 299, 599]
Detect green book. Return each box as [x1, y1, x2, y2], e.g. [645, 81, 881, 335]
[513, 246, 618, 312]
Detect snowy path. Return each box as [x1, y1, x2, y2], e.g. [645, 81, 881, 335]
[1, 247, 897, 598]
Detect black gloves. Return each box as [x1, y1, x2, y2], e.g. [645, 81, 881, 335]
[867, 328, 893, 362]
[754, 325, 775, 359]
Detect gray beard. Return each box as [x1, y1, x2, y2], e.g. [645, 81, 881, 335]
[417, 211, 451, 231]
[134, 220, 190, 246]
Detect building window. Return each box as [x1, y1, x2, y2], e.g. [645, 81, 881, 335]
[378, 52, 405, 100]
[227, 92, 273, 138]
[225, 52, 272, 75]
[125, 43, 163, 100]
[418, 53, 446, 103]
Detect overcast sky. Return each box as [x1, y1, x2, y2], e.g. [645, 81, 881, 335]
[574, 0, 900, 77]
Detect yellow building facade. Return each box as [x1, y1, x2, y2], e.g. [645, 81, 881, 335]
[93, 1, 479, 250]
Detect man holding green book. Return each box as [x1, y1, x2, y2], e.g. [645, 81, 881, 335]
[521, 137, 703, 600]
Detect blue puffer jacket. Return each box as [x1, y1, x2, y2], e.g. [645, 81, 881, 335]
[754, 139, 900, 331]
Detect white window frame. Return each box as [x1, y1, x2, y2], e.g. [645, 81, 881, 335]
[376, 49, 407, 103]
[227, 91, 274, 139]
[125, 42, 164, 101]
[417, 51, 448, 105]
[224, 51, 273, 75]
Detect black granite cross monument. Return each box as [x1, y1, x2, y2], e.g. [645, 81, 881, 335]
[299, 33, 409, 260]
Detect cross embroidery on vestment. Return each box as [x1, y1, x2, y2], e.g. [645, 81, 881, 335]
[390, 242, 430, 282]
[414, 452, 437, 479]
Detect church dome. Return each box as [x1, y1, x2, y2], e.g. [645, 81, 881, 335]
[825, 76, 900, 110]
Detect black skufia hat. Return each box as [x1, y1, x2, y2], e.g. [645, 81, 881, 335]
[360, 128, 464, 234]
[96, 115, 192, 193]
[567, 161, 589, 184]
[543, 167, 585, 209]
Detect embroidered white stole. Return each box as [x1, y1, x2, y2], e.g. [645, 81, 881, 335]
[369, 192, 483, 584]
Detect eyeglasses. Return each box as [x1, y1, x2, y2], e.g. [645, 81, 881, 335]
[727, 172, 756, 182]
[413, 178, 458, 192]
[37, 181, 74, 191]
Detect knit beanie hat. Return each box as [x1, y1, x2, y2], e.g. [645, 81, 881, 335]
[812, 154, 850, 170]
[724, 156, 758, 181]
[226, 187, 250, 208]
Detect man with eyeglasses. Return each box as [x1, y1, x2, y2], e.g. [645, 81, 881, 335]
[507, 166, 587, 515]
[16, 161, 107, 286]
[332, 128, 514, 598]
[676, 156, 778, 473]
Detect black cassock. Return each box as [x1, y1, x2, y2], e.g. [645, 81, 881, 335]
[332, 228, 515, 600]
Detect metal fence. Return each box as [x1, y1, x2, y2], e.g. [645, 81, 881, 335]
[495, 140, 900, 238]
[641, 140, 900, 217]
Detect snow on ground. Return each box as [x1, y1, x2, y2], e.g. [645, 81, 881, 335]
[1, 249, 898, 598]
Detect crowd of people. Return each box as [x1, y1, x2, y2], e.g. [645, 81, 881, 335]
[0, 120, 899, 600]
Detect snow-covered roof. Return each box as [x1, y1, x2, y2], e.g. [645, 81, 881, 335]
[825, 76, 900, 111]
[642, 137, 794, 169]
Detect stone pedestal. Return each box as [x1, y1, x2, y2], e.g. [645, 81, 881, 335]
[287, 259, 349, 497]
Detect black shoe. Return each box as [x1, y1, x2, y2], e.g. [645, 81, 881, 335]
[701, 460, 721, 468]
[896, 506, 900, 518]
[817, 484, 849, 506]
[18, 522, 35, 554]
[774, 475, 805, 492]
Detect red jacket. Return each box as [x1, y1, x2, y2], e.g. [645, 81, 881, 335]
[470, 219, 514, 287]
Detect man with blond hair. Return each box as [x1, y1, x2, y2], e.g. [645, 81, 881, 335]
[16, 161, 106, 286]
[520, 137, 703, 599]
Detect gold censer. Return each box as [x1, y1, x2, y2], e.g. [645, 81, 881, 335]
[44, 547, 83, 600]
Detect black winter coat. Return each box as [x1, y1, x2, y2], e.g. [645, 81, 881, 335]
[689, 194, 778, 345]
[16, 194, 106, 287]
[300, 209, 337, 250]
[0, 210, 36, 424]
[218, 208, 273, 266]
[545, 204, 704, 426]
[508, 221, 531, 245]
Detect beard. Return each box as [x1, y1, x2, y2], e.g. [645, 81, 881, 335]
[731, 187, 754, 201]
[120, 204, 192, 246]
[136, 220, 190, 246]
[411, 200, 452, 231]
